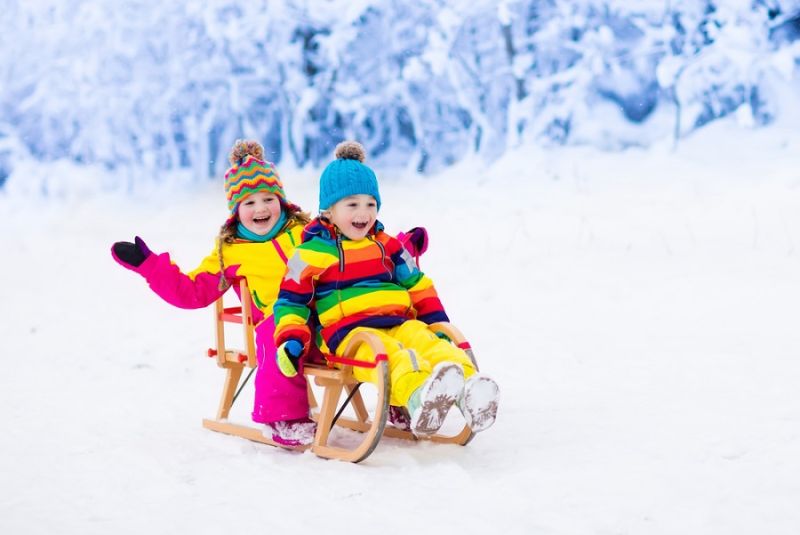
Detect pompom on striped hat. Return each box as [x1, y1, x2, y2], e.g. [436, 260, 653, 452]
[224, 140, 287, 215]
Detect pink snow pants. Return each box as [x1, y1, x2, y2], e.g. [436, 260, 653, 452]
[251, 318, 310, 424]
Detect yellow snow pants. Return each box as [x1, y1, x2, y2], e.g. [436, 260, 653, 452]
[335, 319, 476, 407]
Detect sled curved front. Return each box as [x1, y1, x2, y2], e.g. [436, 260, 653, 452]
[306, 330, 391, 462]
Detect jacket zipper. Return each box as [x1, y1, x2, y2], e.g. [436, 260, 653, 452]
[335, 230, 345, 272]
[335, 229, 346, 317]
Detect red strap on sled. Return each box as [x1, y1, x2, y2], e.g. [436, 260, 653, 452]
[220, 306, 244, 324]
[324, 353, 388, 369]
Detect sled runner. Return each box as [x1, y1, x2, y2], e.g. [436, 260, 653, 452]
[202, 279, 479, 463]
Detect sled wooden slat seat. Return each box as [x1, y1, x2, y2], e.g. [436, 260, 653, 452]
[201, 280, 476, 462]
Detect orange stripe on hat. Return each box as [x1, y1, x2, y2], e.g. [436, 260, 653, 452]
[225, 155, 286, 213]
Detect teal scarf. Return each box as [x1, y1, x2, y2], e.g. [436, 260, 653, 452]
[236, 210, 287, 242]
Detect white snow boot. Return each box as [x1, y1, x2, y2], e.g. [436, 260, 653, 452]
[264, 417, 316, 447]
[407, 362, 464, 437]
[458, 373, 499, 433]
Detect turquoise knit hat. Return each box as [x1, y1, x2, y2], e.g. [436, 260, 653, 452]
[319, 141, 381, 211]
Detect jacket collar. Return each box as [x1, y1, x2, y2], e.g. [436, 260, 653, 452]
[302, 217, 384, 243]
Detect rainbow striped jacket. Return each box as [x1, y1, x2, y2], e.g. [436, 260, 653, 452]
[274, 218, 449, 354]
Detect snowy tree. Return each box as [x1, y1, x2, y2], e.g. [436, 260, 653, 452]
[0, 0, 798, 193]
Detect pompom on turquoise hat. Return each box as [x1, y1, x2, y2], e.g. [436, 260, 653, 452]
[318, 141, 381, 211]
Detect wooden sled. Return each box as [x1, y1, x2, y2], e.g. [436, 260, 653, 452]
[202, 280, 478, 463]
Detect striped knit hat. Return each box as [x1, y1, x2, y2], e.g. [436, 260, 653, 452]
[224, 141, 286, 214]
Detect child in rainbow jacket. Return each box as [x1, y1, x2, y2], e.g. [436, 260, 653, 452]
[273, 142, 500, 437]
[111, 140, 317, 446]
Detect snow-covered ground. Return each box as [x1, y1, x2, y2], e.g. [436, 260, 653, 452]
[2, 121, 800, 534]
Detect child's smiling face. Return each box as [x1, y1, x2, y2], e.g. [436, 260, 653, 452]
[237, 191, 282, 236]
[328, 194, 378, 241]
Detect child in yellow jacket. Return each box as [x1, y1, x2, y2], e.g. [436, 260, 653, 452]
[273, 142, 499, 436]
[112, 140, 317, 446]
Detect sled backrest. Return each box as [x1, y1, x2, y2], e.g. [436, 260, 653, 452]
[207, 279, 257, 368]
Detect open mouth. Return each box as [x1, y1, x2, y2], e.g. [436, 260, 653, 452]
[352, 221, 369, 230]
[253, 216, 271, 225]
